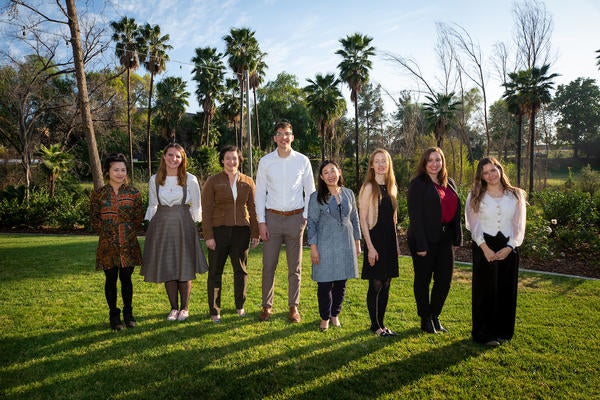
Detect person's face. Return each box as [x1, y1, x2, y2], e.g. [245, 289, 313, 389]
[164, 147, 183, 171]
[426, 151, 443, 177]
[320, 163, 341, 187]
[274, 127, 294, 151]
[108, 161, 127, 187]
[481, 163, 501, 186]
[372, 152, 388, 176]
[222, 150, 239, 174]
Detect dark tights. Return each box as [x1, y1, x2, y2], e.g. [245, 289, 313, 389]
[165, 280, 192, 311]
[104, 267, 134, 313]
[367, 278, 391, 332]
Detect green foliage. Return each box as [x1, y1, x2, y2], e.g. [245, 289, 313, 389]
[520, 207, 554, 259]
[529, 188, 600, 258]
[192, 145, 220, 182]
[0, 186, 90, 231]
[577, 164, 600, 195]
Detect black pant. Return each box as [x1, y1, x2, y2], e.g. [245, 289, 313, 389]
[104, 267, 134, 313]
[317, 280, 347, 321]
[410, 233, 454, 318]
[472, 233, 519, 343]
[207, 225, 250, 315]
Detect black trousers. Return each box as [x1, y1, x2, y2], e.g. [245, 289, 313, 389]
[207, 225, 250, 315]
[317, 280, 347, 321]
[410, 232, 454, 318]
[104, 267, 134, 313]
[471, 232, 519, 343]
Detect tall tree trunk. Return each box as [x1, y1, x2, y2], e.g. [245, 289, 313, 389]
[253, 88, 261, 149]
[320, 121, 325, 164]
[354, 99, 360, 190]
[516, 114, 523, 187]
[65, 0, 103, 190]
[146, 72, 155, 179]
[126, 68, 134, 176]
[238, 75, 244, 149]
[528, 111, 536, 194]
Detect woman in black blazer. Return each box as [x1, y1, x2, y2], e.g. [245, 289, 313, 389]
[407, 147, 462, 333]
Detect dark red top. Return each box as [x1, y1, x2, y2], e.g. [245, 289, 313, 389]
[434, 183, 459, 224]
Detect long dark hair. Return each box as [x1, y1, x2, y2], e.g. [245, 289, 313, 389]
[317, 160, 343, 205]
[469, 157, 523, 212]
[415, 147, 448, 187]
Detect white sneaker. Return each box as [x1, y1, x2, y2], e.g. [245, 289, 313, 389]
[177, 309, 189, 321]
[167, 309, 179, 321]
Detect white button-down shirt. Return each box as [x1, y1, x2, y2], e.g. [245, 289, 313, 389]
[254, 149, 315, 223]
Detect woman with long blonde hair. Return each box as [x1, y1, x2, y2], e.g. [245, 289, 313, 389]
[141, 143, 208, 322]
[358, 149, 400, 337]
[465, 157, 526, 346]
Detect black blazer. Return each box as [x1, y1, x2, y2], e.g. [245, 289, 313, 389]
[407, 175, 462, 253]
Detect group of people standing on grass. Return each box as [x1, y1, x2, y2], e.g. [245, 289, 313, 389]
[90, 120, 526, 347]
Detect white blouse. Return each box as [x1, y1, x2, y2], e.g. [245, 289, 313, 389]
[144, 172, 202, 223]
[465, 190, 526, 248]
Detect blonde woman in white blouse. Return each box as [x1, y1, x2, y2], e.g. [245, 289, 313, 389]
[465, 157, 526, 346]
[141, 143, 208, 322]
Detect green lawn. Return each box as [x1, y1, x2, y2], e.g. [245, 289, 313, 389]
[1, 234, 598, 399]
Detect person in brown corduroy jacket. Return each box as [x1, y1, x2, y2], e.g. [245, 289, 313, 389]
[201, 145, 259, 322]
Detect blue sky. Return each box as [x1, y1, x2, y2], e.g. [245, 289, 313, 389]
[4, 0, 600, 115]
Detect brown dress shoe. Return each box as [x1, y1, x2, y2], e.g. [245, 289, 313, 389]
[259, 307, 272, 321]
[289, 306, 301, 323]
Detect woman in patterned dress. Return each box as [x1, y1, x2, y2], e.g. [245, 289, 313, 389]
[90, 153, 143, 331]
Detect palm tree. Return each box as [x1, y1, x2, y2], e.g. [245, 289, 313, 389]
[154, 77, 190, 143]
[422, 92, 461, 147]
[336, 33, 375, 188]
[139, 23, 172, 178]
[304, 73, 346, 162]
[37, 143, 73, 198]
[223, 27, 260, 148]
[503, 70, 528, 187]
[220, 78, 242, 143]
[521, 64, 558, 193]
[191, 47, 226, 146]
[110, 16, 141, 175]
[249, 52, 267, 149]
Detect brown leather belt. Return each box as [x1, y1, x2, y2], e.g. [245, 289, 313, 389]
[267, 208, 303, 216]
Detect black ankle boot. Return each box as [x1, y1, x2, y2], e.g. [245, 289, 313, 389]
[420, 316, 436, 334]
[123, 309, 136, 328]
[432, 315, 447, 332]
[109, 308, 124, 331]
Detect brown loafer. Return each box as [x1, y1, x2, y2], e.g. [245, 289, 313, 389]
[259, 307, 272, 322]
[288, 306, 301, 323]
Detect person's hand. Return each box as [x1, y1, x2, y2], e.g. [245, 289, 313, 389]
[368, 247, 379, 267]
[481, 244, 496, 262]
[259, 223, 269, 241]
[251, 238, 260, 249]
[494, 246, 513, 261]
[206, 239, 216, 251]
[310, 246, 320, 265]
[417, 251, 427, 257]
[356, 241, 362, 257]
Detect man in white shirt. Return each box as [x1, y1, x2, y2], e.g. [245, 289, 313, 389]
[255, 121, 315, 322]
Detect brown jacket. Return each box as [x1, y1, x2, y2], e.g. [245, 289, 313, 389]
[201, 171, 259, 240]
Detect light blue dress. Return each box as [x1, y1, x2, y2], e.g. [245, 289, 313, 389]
[307, 187, 361, 282]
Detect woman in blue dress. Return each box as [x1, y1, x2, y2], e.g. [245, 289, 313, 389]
[307, 160, 361, 331]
